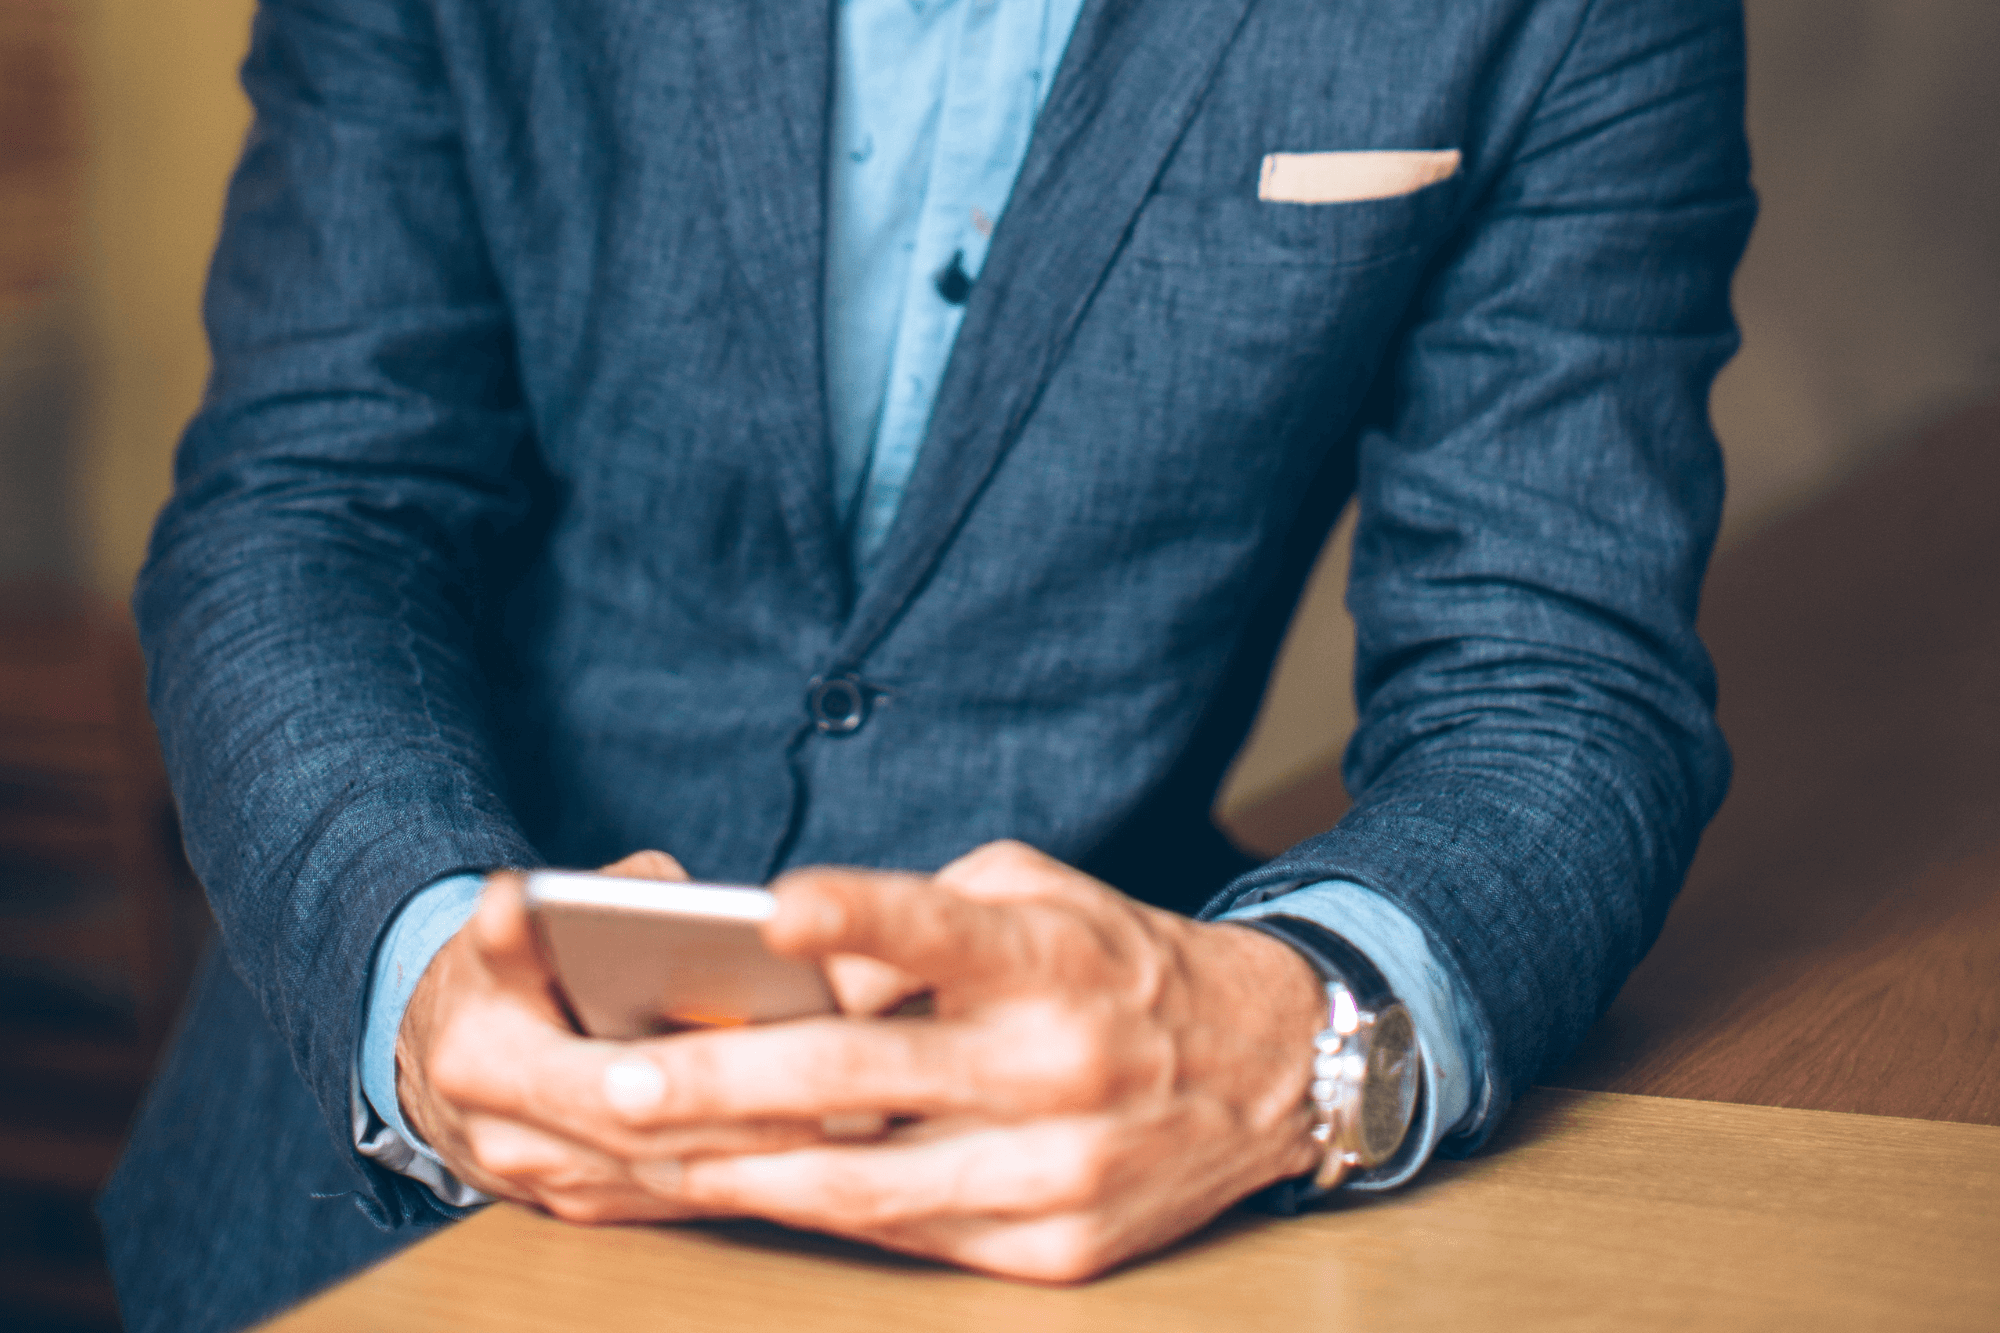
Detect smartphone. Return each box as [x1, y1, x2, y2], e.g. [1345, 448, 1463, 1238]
[525, 872, 835, 1039]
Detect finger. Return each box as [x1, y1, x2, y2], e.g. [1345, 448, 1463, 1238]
[461, 1113, 630, 1194]
[459, 1115, 716, 1225]
[823, 953, 930, 1016]
[677, 1118, 1120, 1231]
[447, 1028, 842, 1159]
[599, 850, 690, 881]
[933, 840, 1086, 904]
[764, 867, 1033, 988]
[863, 1211, 1138, 1285]
[421, 1110, 615, 1209]
[470, 872, 554, 993]
[584, 1017, 1090, 1132]
[569, 1114, 840, 1163]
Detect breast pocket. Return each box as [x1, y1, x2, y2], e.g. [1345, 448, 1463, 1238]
[1122, 171, 1462, 271]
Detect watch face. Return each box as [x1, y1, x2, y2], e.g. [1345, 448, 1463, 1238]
[1358, 1005, 1420, 1166]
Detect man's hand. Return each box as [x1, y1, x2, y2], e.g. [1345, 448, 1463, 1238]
[397, 842, 1328, 1281]
[640, 842, 1326, 1280]
[395, 851, 836, 1220]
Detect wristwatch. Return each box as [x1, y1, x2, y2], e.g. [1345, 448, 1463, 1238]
[1240, 914, 1423, 1197]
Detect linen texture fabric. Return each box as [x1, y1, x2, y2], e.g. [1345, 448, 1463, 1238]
[104, 1, 1754, 1329]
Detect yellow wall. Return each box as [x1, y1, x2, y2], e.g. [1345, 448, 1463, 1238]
[1, 4, 84, 580]
[74, 0, 255, 598]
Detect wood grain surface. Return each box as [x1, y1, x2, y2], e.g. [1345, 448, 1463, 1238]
[263, 1089, 2000, 1333]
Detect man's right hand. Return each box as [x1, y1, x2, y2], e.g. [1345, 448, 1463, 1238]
[393, 853, 834, 1222]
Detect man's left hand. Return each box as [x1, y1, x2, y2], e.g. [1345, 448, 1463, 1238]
[609, 840, 1327, 1281]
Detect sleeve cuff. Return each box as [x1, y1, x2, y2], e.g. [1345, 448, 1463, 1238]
[352, 872, 492, 1207]
[1221, 879, 1485, 1193]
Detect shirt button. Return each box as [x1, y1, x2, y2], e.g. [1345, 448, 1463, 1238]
[934, 250, 973, 305]
[807, 675, 870, 735]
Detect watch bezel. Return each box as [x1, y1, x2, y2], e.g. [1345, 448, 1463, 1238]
[1311, 995, 1420, 1185]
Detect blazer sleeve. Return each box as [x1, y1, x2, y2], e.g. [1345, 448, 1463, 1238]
[1204, 0, 1756, 1153]
[134, 0, 541, 1220]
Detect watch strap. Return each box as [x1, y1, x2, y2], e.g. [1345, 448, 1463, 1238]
[1237, 913, 1396, 1011]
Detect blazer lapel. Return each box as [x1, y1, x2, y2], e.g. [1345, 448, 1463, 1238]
[690, 1, 845, 608]
[832, 0, 1262, 666]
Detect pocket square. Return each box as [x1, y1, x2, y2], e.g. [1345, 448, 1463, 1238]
[1258, 149, 1462, 204]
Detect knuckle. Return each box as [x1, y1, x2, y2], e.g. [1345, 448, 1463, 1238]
[1045, 1129, 1120, 1211]
[787, 878, 853, 936]
[783, 1156, 913, 1229]
[1003, 1017, 1114, 1109]
[951, 839, 1036, 883]
[1046, 926, 1110, 983]
[637, 1042, 710, 1120]
[427, 1058, 478, 1105]
[1014, 1217, 1115, 1284]
[542, 1193, 611, 1226]
[462, 1122, 516, 1175]
[822, 1171, 899, 1228]
[465, 1122, 550, 1178]
[984, 839, 1039, 868]
[426, 1024, 492, 1103]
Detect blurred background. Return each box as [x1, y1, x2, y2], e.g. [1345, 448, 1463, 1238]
[1, 1, 1996, 1329]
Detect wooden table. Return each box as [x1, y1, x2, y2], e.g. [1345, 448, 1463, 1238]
[272, 1092, 1998, 1333]
[266, 401, 2000, 1331]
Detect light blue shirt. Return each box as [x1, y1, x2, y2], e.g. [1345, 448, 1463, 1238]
[357, 0, 1481, 1201]
[827, 0, 1088, 570]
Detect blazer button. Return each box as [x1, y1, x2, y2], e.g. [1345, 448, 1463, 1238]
[807, 675, 870, 735]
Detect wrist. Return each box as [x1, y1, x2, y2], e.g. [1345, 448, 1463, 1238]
[393, 936, 453, 1150]
[1237, 914, 1423, 1198]
[1182, 920, 1328, 1171]
[1220, 880, 1483, 1195]
[361, 872, 487, 1154]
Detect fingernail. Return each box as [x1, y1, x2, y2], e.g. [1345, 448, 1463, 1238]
[821, 1112, 887, 1141]
[603, 1060, 667, 1117]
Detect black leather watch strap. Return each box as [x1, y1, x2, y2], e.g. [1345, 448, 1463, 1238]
[1237, 913, 1396, 1010]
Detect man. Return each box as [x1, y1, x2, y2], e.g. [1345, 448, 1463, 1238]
[100, 0, 1753, 1329]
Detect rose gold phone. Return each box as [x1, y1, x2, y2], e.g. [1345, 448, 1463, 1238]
[525, 872, 835, 1038]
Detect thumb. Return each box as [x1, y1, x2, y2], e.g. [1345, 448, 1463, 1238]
[471, 871, 554, 992]
[599, 849, 690, 881]
[765, 867, 1028, 992]
[822, 953, 932, 1016]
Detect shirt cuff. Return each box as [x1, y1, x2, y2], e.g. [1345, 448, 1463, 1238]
[1220, 879, 1484, 1193]
[351, 871, 492, 1207]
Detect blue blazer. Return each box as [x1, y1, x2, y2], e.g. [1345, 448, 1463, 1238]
[109, 0, 1751, 1323]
